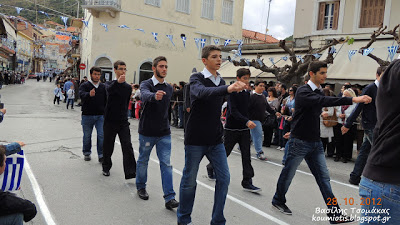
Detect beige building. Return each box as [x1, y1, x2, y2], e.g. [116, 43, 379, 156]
[81, 0, 244, 83]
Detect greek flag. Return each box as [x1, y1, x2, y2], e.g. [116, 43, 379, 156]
[213, 39, 220, 45]
[39, 11, 49, 18]
[61, 16, 69, 28]
[194, 38, 200, 49]
[100, 23, 108, 32]
[152, 32, 159, 42]
[200, 38, 206, 48]
[388, 45, 399, 61]
[118, 25, 130, 29]
[224, 39, 231, 47]
[237, 40, 243, 45]
[181, 36, 186, 48]
[15, 7, 23, 14]
[256, 58, 264, 67]
[0, 150, 24, 192]
[329, 46, 336, 54]
[135, 28, 145, 33]
[313, 53, 322, 59]
[237, 45, 242, 57]
[281, 56, 288, 61]
[296, 55, 304, 63]
[269, 57, 274, 64]
[166, 35, 175, 46]
[363, 48, 374, 56]
[82, 20, 89, 27]
[245, 59, 251, 66]
[348, 50, 357, 61]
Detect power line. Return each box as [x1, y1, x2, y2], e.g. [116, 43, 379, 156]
[22, 0, 75, 17]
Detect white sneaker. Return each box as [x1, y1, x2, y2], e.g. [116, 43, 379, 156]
[277, 147, 281, 150]
[280, 147, 285, 151]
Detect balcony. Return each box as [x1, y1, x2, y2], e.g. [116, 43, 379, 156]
[82, 0, 121, 18]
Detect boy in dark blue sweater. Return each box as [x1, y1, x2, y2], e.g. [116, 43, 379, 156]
[177, 45, 247, 225]
[271, 61, 371, 224]
[136, 56, 179, 210]
[206, 68, 261, 193]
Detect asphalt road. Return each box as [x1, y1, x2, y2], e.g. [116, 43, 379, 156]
[0, 79, 363, 225]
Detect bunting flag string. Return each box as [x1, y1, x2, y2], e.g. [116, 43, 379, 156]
[245, 59, 251, 66]
[296, 55, 304, 63]
[166, 35, 175, 46]
[213, 39, 220, 45]
[15, 7, 23, 14]
[181, 36, 186, 48]
[200, 39, 206, 48]
[388, 45, 399, 61]
[256, 58, 264, 67]
[313, 53, 322, 59]
[39, 11, 49, 18]
[329, 46, 336, 54]
[151, 32, 158, 42]
[363, 48, 374, 56]
[135, 28, 145, 33]
[100, 23, 108, 32]
[82, 20, 89, 27]
[118, 25, 130, 29]
[224, 39, 231, 47]
[269, 57, 274, 65]
[348, 50, 357, 61]
[194, 38, 200, 49]
[60, 16, 68, 30]
[281, 56, 288, 61]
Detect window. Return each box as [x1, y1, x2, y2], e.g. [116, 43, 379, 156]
[201, 0, 215, 20]
[176, 0, 190, 14]
[359, 0, 385, 28]
[317, 1, 339, 30]
[145, 0, 161, 7]
[221, 0, 234, 24]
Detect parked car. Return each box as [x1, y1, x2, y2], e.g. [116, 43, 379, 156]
[28, 73, 37, 79]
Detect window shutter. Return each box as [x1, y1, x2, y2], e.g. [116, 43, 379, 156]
[317, 2, 326, 30]
[332, 1, 340, 30]
[360, 0, 385, 28]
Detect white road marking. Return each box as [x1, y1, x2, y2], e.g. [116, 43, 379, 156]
[116, 141, 290, 225]
[24, 157, 57, 225]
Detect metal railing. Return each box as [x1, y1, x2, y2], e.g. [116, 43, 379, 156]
[83, 0, 121, 9]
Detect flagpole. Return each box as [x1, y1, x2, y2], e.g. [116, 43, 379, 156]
[264, 0, 272, 42]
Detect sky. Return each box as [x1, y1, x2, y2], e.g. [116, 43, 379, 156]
[242, 0, 297, 40]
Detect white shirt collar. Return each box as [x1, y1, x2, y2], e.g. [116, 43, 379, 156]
[374, 80, 379, 88]
[252, 90, 263, 95]
[307, 80, 322, 91]
[201, 67, 221, 86]
[89, 80, 99, 88]
[151, 76, 166, 86]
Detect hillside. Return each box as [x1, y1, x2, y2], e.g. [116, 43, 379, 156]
[0, 0, 81, 25]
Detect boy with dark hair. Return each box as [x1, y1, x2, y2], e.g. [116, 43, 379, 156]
[177, 45, 247, 225]
[102, 60, 136, 179]
[271, 61, 372, 224]
[207, 68, 262, 192]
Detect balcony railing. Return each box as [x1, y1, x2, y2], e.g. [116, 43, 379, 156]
[82, 0, 121, 11]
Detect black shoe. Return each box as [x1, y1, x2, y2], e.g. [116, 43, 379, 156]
[334, 157, 340, 162]
[329, 215, 355, 224]
[84, 155, 91, 161]
[272, 202, 292, 215]
[327, 154, 334, 158]
[165, 199, 179, 209]
[137, 189, 149, 200]
[342, 158, 348, 163]
[206, 167, 216, 181]
[102, 171, 110, 176]
[243, 184, 262, 193]
[348, 178, 360, 186]
[98, 157, 104, 163]
[125, 173, 136, 180]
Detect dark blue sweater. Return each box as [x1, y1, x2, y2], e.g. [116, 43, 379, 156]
[291, 84, 353, 141]
[344, 82, 377, 130]
[184, 72, 228, 145]
[79, 81, 107, 115]
[224, 90, 250, 130]
[104, 80, 132, 122]
[138, 78, 173, 137]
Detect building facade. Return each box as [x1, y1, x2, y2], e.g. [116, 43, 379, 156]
[81, 0, 244, 83]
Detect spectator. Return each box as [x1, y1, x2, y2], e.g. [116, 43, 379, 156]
[66, 85, 75, 109]
[53, 84, 62, 105]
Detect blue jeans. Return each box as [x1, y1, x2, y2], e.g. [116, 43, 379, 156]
[178, 105, 184, 127]
[81, 115, 104, 158]
[177, 143, 230, 225]
[273, 138, 339, 216]
[282, 141, 290, 165]
[350, 129, 373, 183]
[136, 134, 175, 202]
[66, 99, 74, 108]
[359, 177, 400, 224]
[0, 213, 23, 225]
[249, 120, 263, 154]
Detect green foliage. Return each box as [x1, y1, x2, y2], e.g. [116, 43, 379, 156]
[284, 35, 294, 41]
[347, 37, 355, 45]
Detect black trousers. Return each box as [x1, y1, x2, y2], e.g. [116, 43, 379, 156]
[321, 137, 335, 156]
[102, 121, 136, 178]
[335, 124, 356, 160]
[207, 129, 254, 186]
[53, 96, 60, 104]
[263, 125, 274, 147]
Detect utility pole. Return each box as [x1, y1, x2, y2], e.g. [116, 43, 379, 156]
[35, 0, 38, 24]
[77, 0, 80, 18]
[264, 0, 272, 42]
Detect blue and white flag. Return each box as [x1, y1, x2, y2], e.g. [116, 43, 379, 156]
[166, 35, 175, 46]
[200, 39, 206, 48]
[181, 36, 186, 48]
[388, 45, 399, 61]
[313, 53, 322, 59]
[100, 23, 108, 32]
[152, 32, 159, 42]
[296, 55, 304, 63]
[135, 28, 145, 33]
[348, 50, 357, 61]
[82, 20, 89, 27]
[0, 150, 24, 192]
[269, 57, 274, 64]
[281, 56, 288, 61]
[118, 25, 130, 29]
[329, 46, 336, 54]
[363, 48, 374, 56]
[60, 16, 69, 29]
[15, 7, 23, 14]
[256, 58, 264, 67]
[194, 38, 200, 49]
[224, 39, 231, 47]
[237, 45, 242, 57]
[213, 39, 220, 45]
[237, 40, 243, 46]
[245, 59, 251, 66]
[39, 11, 49, 18]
